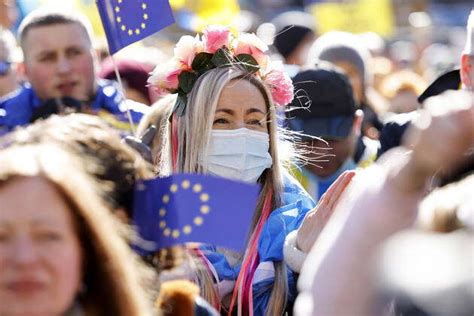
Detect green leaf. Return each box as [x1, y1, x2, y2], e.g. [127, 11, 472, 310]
[191, 52, 214, 72]
[178, 71, 198, 94]
[236, 54, 260, 73]
[211, 48, 233, 67]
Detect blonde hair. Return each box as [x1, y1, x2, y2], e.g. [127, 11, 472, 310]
[0, 144, 155, 316]
[160, 66, 289, 315]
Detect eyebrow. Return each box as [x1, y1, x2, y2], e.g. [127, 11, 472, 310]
[215, 108, 266, 115]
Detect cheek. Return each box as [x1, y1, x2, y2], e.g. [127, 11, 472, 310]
[49, 239, 83, 311]
[26, 64, 55, 88]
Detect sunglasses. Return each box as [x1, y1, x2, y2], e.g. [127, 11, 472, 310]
[0, 61, 12, 76]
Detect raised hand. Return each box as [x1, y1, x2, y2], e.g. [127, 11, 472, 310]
[296, 170, 356, 253]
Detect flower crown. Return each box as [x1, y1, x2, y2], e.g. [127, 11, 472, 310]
[148, 25, 294, 116]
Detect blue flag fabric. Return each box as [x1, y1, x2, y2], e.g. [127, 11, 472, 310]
[96, 0, 175, 54]
[133, 174, 259, 252]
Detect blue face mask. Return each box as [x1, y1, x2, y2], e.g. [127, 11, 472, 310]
[0, 61, 11, 76]
[204, 128, 273, 183]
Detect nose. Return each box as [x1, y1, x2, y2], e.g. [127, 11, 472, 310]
[56, 55, 72, 74]
[11, 235, 39, 266]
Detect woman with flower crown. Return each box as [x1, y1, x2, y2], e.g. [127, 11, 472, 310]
[148, 25, 354, 316]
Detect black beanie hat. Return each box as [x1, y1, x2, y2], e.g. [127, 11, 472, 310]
[274, 25, 314, 59]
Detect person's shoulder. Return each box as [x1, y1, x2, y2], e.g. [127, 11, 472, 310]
[0, 84, 37, 128]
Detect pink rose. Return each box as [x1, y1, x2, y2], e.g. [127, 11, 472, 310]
[202, 25, 231, 53]
[264, 69, 294, 106]
[232, 33, 269, 67]
[148, 58, 182, 96]
[174, 35, 203, 69]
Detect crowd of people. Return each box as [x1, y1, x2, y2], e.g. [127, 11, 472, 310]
[0, 3, 473, 316]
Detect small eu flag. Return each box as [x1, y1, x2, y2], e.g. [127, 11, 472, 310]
[96, 0, 175, 54]
[133, 174, 259, 252]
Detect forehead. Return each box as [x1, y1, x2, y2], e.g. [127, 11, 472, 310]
[23, 22, 91, 54]
[216, 79, 267, 112]
[0, 176, 72, 224]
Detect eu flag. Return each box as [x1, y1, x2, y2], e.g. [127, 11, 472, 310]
[133, 174, 259, 252]
[96, 0, 175, 54]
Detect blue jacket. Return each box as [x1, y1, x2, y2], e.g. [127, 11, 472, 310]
[0, 80, 147, 135]
[201, 173, 316, 315]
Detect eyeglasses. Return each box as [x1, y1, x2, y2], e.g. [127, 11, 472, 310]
[0, 61, 12, 76]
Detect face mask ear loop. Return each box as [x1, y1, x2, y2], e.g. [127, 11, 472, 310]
[171, 113, 179, 172]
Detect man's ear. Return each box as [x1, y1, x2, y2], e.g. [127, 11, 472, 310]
[460, 54, 472, 88]
[352, 109, 364, 136]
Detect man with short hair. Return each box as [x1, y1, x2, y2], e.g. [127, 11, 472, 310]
[287, 63, 374, 200]
[0, 8, 147, 134]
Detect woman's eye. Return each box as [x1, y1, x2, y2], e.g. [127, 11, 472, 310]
[247, 119, 263, 126]
[213, 118, 229, 125]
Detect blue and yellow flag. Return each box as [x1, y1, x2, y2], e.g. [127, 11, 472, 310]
[96, 0, 175, 54]
[133, 173, 259, 252]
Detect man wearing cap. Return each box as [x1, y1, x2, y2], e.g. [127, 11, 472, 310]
[287, 63, 368, 200]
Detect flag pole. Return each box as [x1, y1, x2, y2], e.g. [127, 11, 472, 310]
[109, 55, 137, 135]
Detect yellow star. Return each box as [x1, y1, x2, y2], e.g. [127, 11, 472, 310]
[142, 3, 147, 10]
[116, 17, 121, 23]
[115, 6, 120, 13]
[128, 29, 133, 36]
[200, 193, 209, 202]
[162, 194, 170, 204]
[170, 184, 178, 193]
[172, 229, 180, 238]
[118, 0, 122, 3]
[181, 180, 190, 189]
[141, 23, 146, 29]
[135, 29, 140, 35]
[159, 208, 166, 217]
[200, 205, 210, 214]
[121, 25, 126, 31]
[194, 216, 203, 226]
[193, 184, 202, 192]
[159, 221, 166, 229]
[164, 228, 171, 236]
[183, 225, 192, 234]
[143, 13, 148, 20]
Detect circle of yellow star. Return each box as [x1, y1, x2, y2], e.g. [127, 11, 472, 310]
[200, 193, 209, 202]
[172, 230, 180, 238]
[159, 208, 166, 217]
[170, 184, 178, 193]
[193, 184, 202, 193]
[200, 205, 210, 214]
[183, 225, 192, 234]
[181, 180, 190, 189]
[194, 216, 203, 226]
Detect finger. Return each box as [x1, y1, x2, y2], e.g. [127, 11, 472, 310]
[319, 170, 353, 206]
[326, 171, 356, 210]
